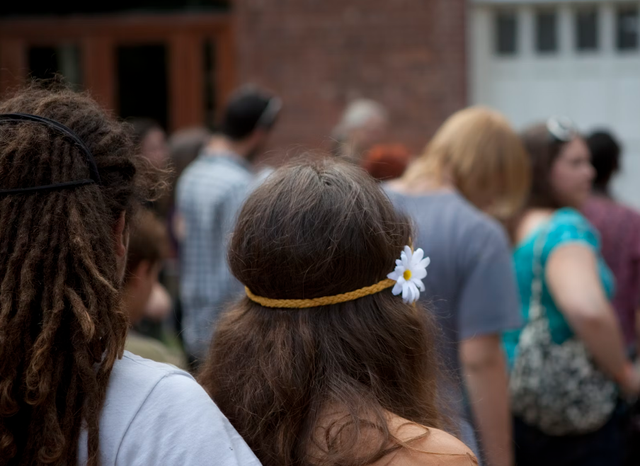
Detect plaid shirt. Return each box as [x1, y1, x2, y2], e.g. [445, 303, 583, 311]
[176, 151, 253, 358]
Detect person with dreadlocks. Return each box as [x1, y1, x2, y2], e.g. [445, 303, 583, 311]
[0, 85, 261, 466]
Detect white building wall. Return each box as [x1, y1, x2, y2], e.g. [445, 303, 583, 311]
[470, 0, 640, 207]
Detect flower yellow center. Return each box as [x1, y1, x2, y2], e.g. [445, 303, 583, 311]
[403, 269, 412, 280]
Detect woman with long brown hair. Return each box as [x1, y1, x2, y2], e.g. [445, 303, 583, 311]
[0, 84, 259, 466]
[199, 157, 476, 466]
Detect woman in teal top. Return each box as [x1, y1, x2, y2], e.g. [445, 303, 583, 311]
[504, 207, 615, 368]
[507, 119, 639, 466]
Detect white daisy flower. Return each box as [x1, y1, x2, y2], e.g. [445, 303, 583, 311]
[387, 246, 430, 304]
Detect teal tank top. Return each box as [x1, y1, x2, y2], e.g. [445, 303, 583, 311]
[503, 208, 615, 369]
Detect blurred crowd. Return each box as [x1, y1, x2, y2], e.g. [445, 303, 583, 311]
[2, 81, 640, 466]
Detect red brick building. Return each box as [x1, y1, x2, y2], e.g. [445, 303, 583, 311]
[0, 0, 467, 154]
[235, 0, 467, 152]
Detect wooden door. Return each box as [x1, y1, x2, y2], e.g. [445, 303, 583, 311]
[0, 13, 236, 131]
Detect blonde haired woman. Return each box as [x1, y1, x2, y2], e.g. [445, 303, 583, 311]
[386, 107, 530, 466]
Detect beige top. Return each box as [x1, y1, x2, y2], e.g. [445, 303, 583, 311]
[312, 408, 478, 466]
[124, 332, 188, 370]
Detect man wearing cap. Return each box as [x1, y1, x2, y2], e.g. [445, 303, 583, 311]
[176, 86, 281, 365]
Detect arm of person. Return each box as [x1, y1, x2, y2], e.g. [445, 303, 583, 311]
[546, 243, 640, 396]
[457, 221, 519, 466]
[115, 373, 261, 466]
[460, 335, 511, 466]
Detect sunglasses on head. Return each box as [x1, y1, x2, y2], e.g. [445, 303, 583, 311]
[547, 116, 578, 143]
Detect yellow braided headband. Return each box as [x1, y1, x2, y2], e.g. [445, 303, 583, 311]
[245, 278, 396, 309]
[244, 246, 430, 309]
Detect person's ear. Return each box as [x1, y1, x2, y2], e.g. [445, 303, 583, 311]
[113, 211, 128, 258]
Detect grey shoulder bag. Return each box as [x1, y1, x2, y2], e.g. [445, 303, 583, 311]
[509, 222, 617, 436]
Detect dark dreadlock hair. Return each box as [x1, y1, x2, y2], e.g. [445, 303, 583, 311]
[0, 83, 156, 466]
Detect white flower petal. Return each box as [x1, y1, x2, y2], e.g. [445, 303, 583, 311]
[387, 270, 401, 281]
[392, 282, 403, 295]
[413, 278, 425, 292]
[402, 250, 412, 268]
[413, 268, 427, 280]
[404, 286, 414, 304]
[396, 259, 404, 267]
[406, 282, 419, 303]
[419, 257, 430, 269]
[402, 283, 410, 302]
[403, 245, 412, 258]
[401, 253, 411, 269]
[411, 248, 424, 265]
[413, 286, 421, 302]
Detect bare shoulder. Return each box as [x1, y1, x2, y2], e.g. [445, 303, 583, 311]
[377, 415, 478, 466]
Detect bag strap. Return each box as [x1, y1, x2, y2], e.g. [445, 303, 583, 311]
[529, 219, 552, 322]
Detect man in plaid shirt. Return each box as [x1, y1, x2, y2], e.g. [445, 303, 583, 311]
[176, 87, 281, 363]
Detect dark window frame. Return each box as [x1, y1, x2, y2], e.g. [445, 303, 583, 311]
[617, 5, 639, 51]
[536, 9, 558, 54]
[495, 10, 518, 56]
[575, 8, 599, 52]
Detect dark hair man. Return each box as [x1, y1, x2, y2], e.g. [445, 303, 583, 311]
[176, 85, 282, 364]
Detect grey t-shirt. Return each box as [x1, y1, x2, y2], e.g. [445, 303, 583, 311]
[77, 351, 261, 466]
[385, 190, 521, 435]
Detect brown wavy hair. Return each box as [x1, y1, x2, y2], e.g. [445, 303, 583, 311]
[199, 157, 444, 466]
[0, 84, 154, 465]
[520, 123, 570, 209]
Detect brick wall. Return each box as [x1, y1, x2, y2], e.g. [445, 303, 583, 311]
[234, 0, 468, 159]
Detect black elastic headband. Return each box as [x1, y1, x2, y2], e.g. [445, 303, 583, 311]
[0, 113, 101, 195]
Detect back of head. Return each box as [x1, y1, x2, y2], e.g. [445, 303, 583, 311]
[336, 99, 388, 133]
[587, 129, 621, 192]
[168, 126, 211, 180]
[332, 99, 388, 158]
[220, 86, 280, 141]
[124, 209, 168, 323]
[362, 143, 412, 181]
[129, 117, 161, 146]
[199, 157, 442, 466]
[403, 106, 530, 220]
[125, 209, 169, 284]
[0, 83, 153, 465]
[520, 122, 569, 208]
[128, 117, 168, 174]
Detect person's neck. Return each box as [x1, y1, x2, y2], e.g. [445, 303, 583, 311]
[206, 135, 252, 163]
[388, 175, 455, 195]
[514, 207, 556, 245]
[592, 185, 612, 199]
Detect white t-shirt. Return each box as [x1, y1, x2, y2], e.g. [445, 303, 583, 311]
[77, 351, 261, 466]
